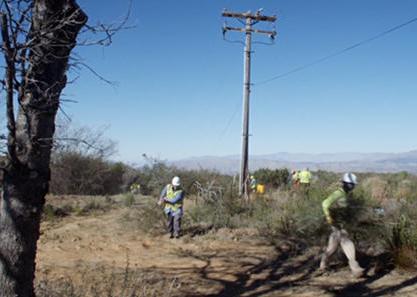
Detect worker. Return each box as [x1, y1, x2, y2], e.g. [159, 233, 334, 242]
[249, 175, 257, 193]
[158, 176, 185, 239]
[129, 182, 140, 194]
[299, 168, 312, 186]
[298, 168, 312, 195]
[291, 170, 300, 188]
[319, 173, 364, 278]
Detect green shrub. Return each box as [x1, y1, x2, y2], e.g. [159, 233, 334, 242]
[42, 204, 72, 221]
[73, 198, 112, 216]
[252, 168, 290, 189]
[119, 198, 166, 235]
[50, 152, 127, 196]
[123, 193, 135, 207]
[187, 192, 247, 229]
[385, 211, 417, 269]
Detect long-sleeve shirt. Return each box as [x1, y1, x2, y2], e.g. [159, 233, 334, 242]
[322, 188, 348, 222]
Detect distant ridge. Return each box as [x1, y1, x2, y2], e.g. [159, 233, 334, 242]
[171, 151, 417, 174]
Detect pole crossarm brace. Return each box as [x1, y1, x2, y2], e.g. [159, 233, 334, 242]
[222, 11, 277, 22]
[223, 26, 277, 37]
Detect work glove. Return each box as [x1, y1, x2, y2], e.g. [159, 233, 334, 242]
[163, 198, 175, 205]
[326, 216, 333, 225]
[157, 199, 164, 206]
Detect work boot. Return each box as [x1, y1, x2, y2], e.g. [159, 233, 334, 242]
[352, 268, 365, 278]
[314, 267, 329, 277]
[350, 261, 365, 278]
[319, 254, 328, 271]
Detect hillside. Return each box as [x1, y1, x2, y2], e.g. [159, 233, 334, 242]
[171, 151, 417, 174]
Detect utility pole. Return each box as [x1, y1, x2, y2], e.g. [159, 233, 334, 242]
[222, 10, 277, 198]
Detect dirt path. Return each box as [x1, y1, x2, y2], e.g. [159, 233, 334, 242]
[36, 208, 417, 296]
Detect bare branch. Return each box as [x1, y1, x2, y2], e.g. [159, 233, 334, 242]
[74, 61, 116, 85]
[79, 0, 133, 47]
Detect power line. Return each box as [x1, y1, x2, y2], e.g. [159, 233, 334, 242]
[218, 100, 241, 142]
[255, 16, 417, 86]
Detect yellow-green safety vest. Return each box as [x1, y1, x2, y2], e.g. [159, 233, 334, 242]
[164, 184, 184, 213]
[299, 170, 312, 184]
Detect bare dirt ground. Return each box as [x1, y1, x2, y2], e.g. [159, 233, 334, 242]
[36, 207, 417, 297]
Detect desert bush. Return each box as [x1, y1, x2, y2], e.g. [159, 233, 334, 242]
[361, 176, 390, 203]
[123, 192, 135, 207]
[42, 204, 72, 221]
[72, 197, 114, 216]
[254, 188, 329, 245]
[119, 197, 166, 235]
[252, 168, 290, 189]
[394, 179, 414, 201]
[137, 156, 234, 198]
[50, 152, 127, 195]
[382, 203, 417, 268]
[187, 192, 248, 230]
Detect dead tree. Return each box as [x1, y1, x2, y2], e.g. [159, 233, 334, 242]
[0, 0, 87, 296]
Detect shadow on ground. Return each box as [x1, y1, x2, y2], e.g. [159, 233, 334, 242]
[145, 242, 417, 297]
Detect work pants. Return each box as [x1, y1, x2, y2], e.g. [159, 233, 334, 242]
[167, 212, 182, 238]
[320, 226, 363, 274]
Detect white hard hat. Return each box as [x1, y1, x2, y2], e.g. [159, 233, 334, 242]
[342, 173, 358, 185]
[172, 176, 181, 186]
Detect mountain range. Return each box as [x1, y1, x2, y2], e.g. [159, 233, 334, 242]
[171, 151, 417, 174]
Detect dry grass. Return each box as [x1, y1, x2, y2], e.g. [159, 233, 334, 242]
[36, 263, 178, 297]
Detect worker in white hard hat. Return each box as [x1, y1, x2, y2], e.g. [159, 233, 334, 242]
[159, 176, 185, 238]
[319, 173, 365, 278]
[249, 175, 257, 193]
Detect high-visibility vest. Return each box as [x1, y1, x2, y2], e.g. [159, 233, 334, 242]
[299, 170, 312, 184]
[164, 184, 184, 213]
[250, 178, 257, 189]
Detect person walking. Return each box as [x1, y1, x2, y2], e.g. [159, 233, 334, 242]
[298, 168, 312, 187]
[159, 176, 185, 238]
[298, 168, 312, 196]
[129, 182, 141, 194]
[319, 173, 365, 277]
[291, 170, 300, 189]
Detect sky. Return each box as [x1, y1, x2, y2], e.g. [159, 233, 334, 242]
[63, 0, 417, 162]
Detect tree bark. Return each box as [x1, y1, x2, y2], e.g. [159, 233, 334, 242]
[0, 1, 87, 296]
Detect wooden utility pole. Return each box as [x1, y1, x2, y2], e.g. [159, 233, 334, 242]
[222, 10, 277, 198]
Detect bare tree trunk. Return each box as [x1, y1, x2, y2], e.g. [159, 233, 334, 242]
[0, 1, 87, 296]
